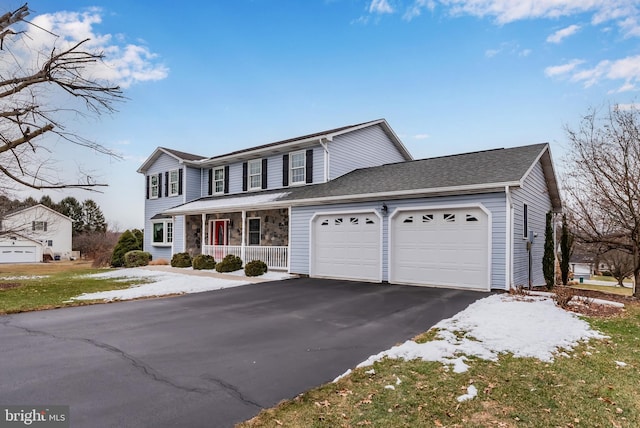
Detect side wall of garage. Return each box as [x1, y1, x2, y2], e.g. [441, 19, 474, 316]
[290, 192, 507, 288]
[510, 161, 552, 288]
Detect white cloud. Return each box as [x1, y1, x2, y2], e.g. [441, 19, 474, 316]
[546, 55, 640, 92]
[369, 0, 394, 14]
[547, 24, 581, 43]
[544, 59, 585, 77]
[17, 8, 168, 89]
[400, 0, 640, 38]
[485, 41, 530, 58]
[404, 0, 436, 20]
[413, 133, 430, 139]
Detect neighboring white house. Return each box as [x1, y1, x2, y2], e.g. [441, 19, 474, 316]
[0, 204, 73, 263]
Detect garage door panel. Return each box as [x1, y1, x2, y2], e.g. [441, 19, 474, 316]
[0, 246, 38, 263]
[391, 207, 489, 290]
[312, 213, 381, 282]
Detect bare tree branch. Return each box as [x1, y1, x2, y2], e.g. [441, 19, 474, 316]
[0, 3, 125, 192]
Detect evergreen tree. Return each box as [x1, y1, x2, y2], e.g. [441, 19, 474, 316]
[111, 230, 142, 267]
[59, 197, 84, 234]
[132, 229, 144, 248]
[560, 214, 573, 285]
[82, 199, 107, 233]
[542, 211, 555, 290]
[39, 195, 55, 209]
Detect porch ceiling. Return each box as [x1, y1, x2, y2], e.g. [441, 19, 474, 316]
[163, 192, 291, 215]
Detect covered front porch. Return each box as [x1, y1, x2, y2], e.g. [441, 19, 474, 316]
[184, 208, 289, 270]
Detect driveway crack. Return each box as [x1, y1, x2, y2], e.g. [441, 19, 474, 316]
[1, 318, 210, 395]
[201, 374, 263, 409]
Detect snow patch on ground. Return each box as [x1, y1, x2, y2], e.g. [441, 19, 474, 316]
[0, 275, 48, 280]
[335, 294, 608, 380]
[73, 268, 291, 302]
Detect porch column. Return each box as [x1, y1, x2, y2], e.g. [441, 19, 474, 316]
[241, 210, 246, 262]
[201, 213, 206, 252]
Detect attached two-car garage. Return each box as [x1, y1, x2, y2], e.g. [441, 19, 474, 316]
[310, 206, 490, 291]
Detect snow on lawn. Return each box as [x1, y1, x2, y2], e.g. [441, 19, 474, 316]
[336, 294, 608, 381]
[73, 268, 291, 302]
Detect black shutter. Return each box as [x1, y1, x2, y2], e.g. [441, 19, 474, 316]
[306, 149, 313, 184]
[242, 162, 248, 191]
[158, 173, 162, 198]
[146, 176, 150, 199]
[282, 154, 289, 187]
[261, 158, 268, 189]
[208, 169, 213, 195]
[224, 166, 230, 194]
[165, 171, 169, 197]
[44, 222, 47, 232]
[32, 221, 35, 231]
[178, 169, 183, 195]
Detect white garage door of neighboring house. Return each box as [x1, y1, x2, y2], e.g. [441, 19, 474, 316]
[312, 212, 381, 282]
[0, 246, 38, 263]
[390, 207, 489, 290]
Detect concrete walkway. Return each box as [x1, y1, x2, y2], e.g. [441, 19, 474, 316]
[140, 264, 293, 283]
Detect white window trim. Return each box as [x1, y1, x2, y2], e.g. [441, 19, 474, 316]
[289, 150, 306, 185]
[169, 169, 179, 197]
[152, 220, 173, 247]
[248, 159, 262, 190]
[150, 175, 159, 199]
[213, 167, 225, 194]
[248, 217, 261, 246]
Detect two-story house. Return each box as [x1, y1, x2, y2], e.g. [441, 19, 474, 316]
[139, 119, 562, 291]
[0, 204, 73, 263]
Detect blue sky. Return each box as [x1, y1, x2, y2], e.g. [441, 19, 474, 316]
[7, 0, 640, 229]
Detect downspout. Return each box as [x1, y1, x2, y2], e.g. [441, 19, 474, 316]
[319, 137, 331, 182]
[505, 186, 513, 290]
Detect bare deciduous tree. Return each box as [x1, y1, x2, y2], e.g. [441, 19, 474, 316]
[563, 104, 640, 297]
[0, 3, 123, 193]
[601, 249, 634, 287]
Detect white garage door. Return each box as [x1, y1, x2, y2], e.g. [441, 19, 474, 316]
[390, 207, 489, 290]
[0, 246, 38, 263]
[312, 212, 381, 282]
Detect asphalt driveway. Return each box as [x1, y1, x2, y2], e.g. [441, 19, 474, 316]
[0, 278, 485, 427]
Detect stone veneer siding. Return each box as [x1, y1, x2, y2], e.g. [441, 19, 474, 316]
[184, 209, 288, 255]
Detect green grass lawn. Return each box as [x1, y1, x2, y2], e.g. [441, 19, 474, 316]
[0, 269, 147, 314]
[240, 304, 640, 428]
[573, 282, 634, 297]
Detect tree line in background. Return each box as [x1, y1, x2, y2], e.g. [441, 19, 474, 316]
[0, 194, 125, 266]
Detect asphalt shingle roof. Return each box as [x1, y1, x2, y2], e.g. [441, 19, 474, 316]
[284, 143, 548, 200]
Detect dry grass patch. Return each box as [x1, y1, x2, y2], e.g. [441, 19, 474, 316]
[238, 303, 640, 428]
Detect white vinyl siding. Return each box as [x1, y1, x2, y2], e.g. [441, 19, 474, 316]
[511, 161, 552, 288]
[328, 124, 408, 180]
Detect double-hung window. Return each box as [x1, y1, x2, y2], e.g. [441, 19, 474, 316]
[32, 221, 47, 231]
[169, 170, 179, 196]
[290, 151, 306, 185]
[152, 220, 173, 246]
[248, 218, 260, 245]
[214, 167, 225, 194]
[248, 160, 262, 190]
[150, 175, 159, 198]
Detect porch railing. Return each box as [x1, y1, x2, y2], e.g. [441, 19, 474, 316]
[202, 245, 288, 270]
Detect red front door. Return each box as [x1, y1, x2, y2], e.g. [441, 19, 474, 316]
[214, 221, 226, 245]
